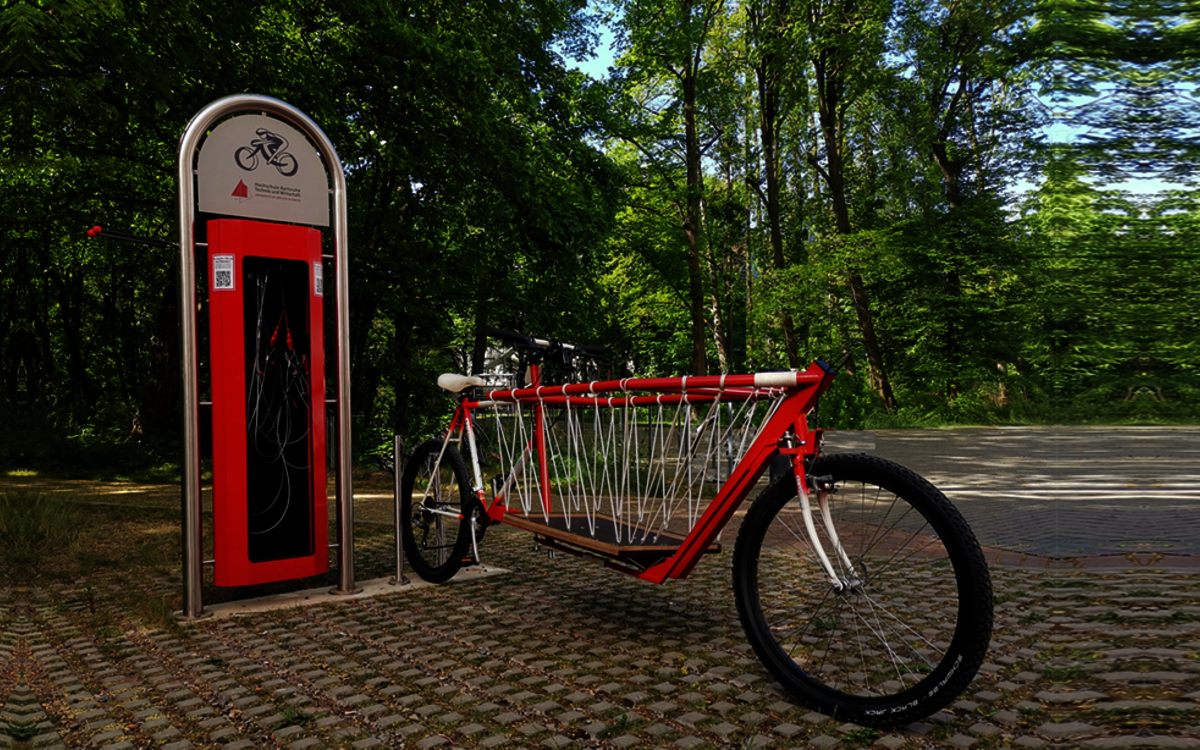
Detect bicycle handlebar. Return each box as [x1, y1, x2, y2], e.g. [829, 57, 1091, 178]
[485, 327, 608, 359]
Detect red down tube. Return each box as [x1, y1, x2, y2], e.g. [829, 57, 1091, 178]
[208, 219, 328, 586]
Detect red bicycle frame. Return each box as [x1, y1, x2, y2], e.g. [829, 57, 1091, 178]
[445, 361, 835, 585]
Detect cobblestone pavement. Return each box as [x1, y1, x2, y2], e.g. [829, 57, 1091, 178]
[2, 428, 1198, 750]
[871, 427, 1200, 559]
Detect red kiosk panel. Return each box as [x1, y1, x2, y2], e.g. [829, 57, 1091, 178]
[208, 219, 328, 586]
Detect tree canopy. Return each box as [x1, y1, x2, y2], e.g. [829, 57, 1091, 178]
[0, 0, 1191, 471]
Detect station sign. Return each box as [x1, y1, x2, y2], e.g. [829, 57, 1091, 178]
[197, 114, 329, 226]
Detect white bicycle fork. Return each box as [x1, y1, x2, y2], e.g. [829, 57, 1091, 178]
[794, 470, 860, 591]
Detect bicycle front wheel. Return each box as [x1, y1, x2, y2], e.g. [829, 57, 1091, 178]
[733, 453, 992, 727]
[401, 439, 475, 583]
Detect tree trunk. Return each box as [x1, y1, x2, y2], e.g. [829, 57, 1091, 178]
[705, 237, 730, 372]
[756, 44, 801, 369]
[681, 7, 708, 377]
[847, 271, 896, 410]
[348, 290, 380, 436]
[137, 263, 180, 437]
[471, 297, 489, 375]
[393, 319, 414, 440]
[813, 46, 897, 413]
[49, 266, 94, 415]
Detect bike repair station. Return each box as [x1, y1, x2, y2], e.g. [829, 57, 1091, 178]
[178, 95, 356, 618]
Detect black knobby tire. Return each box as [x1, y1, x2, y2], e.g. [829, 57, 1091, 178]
[401, 439, 475, 583]
[732, 453, 993, 727]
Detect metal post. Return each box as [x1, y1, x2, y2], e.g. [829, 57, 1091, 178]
[391, 434, 409, 585]
[178, 94, 356, 617]
[178, 179, 204, 620]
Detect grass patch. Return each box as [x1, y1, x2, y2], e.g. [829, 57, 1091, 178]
[276, 704, 317, 729]
[0, 491, 83, 572]
[4, 722, 38, 742]
[600, 712, 634, 739]
[1038, 579, 1096, 589]
[1043, 665, 1085, 682]
[842, 727, 882, 747]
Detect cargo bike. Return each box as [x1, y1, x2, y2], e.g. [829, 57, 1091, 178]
[399, 328, 993, 727]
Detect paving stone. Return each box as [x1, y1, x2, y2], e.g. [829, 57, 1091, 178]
[809, 736, 839, 750]
[416, 737, 447, 749]
[773, 722, 802, 738]
[374, 714, 404, 729]
[1038, 722, 1102, 739]
[398, 724, 427, 737]
[583, 721, 607, 738]
[91, 731, 124, 744]
[674, 737, 707, 749]
[1036, 690, 1108, 703]
[1081, 738, 1200, 749]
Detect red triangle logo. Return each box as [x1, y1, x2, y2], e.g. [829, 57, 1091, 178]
[231, 180, 249, 198]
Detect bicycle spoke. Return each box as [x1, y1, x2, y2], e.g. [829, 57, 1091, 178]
[735, 454, 991, 726]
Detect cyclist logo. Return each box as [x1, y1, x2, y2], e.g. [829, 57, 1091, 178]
[234, 128, 299, 177]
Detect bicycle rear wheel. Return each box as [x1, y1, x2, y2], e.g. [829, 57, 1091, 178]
[401, 439, 475, 583]
[733, 453, 992, 727]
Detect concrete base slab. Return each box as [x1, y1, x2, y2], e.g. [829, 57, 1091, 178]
[200, 565, 508, 619]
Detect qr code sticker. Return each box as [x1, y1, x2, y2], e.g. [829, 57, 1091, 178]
[213, 255, 235, 291]
[314, 262, 323, 297]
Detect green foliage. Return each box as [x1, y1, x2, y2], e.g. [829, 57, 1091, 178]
[2, 0, 1191, 478]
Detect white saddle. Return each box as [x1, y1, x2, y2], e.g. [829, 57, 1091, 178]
[437, 373, 486, 393]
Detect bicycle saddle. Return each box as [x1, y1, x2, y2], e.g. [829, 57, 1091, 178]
[437, 373, 486, 393]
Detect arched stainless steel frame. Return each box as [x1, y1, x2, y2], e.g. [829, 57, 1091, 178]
[178, 95, 355, 618]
